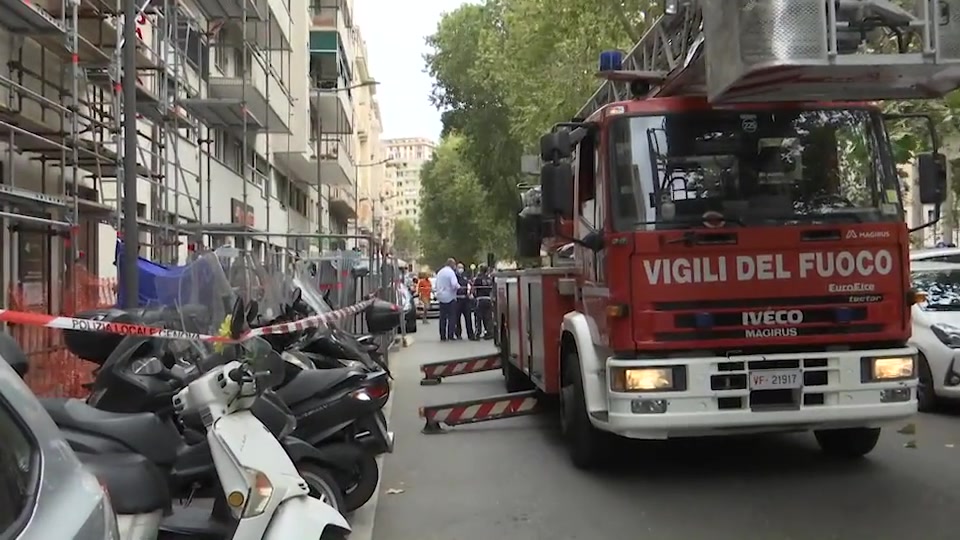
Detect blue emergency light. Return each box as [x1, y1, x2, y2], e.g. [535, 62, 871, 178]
[833, 307, 853, 324]
[599, 50, 624, 72]
[694, 312, 714, 329]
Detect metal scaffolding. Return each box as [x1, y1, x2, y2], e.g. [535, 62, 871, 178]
[0, 0, 303, 310]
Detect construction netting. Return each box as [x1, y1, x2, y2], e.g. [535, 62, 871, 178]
[8, 265, 118, 397]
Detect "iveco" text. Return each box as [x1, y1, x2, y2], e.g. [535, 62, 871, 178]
[741, 309, 804, 326]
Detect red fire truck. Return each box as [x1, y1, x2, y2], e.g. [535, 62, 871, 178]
[495, 0, 955, 469]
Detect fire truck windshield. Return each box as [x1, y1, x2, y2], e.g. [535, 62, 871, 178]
[607, 108, 903, 230]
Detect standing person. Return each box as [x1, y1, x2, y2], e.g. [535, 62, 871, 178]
[472, 265, 495, 339]
[454, 261, 477, 341]
[417, 272, 432, 323]
[435, 259, 459, 341]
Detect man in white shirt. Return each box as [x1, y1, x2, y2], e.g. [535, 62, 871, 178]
[434, 258, 459, 341]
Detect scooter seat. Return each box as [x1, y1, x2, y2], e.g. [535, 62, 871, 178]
[77, 452, 171, 514]
[276, 367, 363, 406]
[42, 398, 181, 466]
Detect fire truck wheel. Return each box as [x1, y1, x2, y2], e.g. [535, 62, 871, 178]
[813, 427, 881, 459]
[561, 350, 612, 469]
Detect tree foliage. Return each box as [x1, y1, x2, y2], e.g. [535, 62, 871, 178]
[392, 219, 419, 262]
[423, 0, 657, 257]
[418, 135, 501, 269]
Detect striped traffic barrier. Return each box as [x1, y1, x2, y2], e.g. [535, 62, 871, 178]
[419, 353, 501, 385]
[418, 390, 539, 434]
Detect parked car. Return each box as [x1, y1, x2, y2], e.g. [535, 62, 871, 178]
[911, 247, 960, 264]
[909, 261, 960, 411]
[427, 277, 440, 318]
[0, 333, 119, 539]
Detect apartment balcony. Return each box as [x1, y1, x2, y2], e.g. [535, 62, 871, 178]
[310, 30, 354, 134]
[318, 135, 355, 188]
[329, 187, 356, 220]
[274, 135, 354, 190]
[182, 70, 291, 134]
[190, 0, 291, 51]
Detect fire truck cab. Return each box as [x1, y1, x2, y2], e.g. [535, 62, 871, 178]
[497, 0, 956, 469]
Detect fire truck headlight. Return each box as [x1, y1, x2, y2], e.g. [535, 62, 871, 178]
[611, 367, 679, 392]
[864, 356, 915, 382]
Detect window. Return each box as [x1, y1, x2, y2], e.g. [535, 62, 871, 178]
[0, 399, 37, 534]
[608, 108, 902, 231]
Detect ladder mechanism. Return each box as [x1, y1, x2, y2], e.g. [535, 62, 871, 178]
[578, 0, 960, 119]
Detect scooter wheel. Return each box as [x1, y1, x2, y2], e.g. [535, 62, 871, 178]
[299, 462, 347, 513]
[339, 451, 380, 512]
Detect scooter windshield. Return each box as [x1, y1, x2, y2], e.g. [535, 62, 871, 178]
[291, 260, 334, 316]
[216, 248, 285, 326]
[154, 251, 234, 353]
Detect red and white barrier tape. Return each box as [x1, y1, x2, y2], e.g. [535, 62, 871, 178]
[0, 298, 378, 344]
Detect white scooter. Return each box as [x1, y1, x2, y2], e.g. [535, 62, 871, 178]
[84, 352, 352, 540]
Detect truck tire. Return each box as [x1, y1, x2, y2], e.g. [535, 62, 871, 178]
[561, 349, 612, 469]
[501, 327, 532, 393]
[813, 427, 881, 458]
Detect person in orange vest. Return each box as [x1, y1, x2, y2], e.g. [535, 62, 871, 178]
[417, 272, 432, 323]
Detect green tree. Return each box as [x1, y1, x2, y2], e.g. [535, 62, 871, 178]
[424, 0, 656, 237]
[392, 219, 420, 263]
[419, 135, 497, 268]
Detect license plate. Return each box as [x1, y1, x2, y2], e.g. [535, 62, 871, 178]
[749, 369, 802, 390]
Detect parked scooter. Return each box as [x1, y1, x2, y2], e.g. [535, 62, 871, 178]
[58, 250, 392, 512]
[66, 255, 351, 539]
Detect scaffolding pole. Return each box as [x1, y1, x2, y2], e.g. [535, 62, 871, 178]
[121, 0, 140, 308]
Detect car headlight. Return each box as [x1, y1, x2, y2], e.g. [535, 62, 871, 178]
[862, 356, 915, 382]
[931, 323, 960, 348]
[610, 367, 684, 392]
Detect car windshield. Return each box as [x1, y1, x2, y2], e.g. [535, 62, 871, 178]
[913, 269, 960, 311]
[608, 108, 902, 230]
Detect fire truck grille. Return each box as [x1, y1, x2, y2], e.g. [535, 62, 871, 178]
[651, 294, 884, 342]
[710, 358, 831, 411]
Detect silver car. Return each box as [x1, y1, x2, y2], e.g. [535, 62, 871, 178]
[0, 335, 119, 540]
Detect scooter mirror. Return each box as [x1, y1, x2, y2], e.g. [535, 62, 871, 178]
[291, 287, 302, 305]
[230, 297, 246, 339]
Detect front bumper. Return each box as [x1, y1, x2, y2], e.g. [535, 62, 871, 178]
[598, 347, 918, 439]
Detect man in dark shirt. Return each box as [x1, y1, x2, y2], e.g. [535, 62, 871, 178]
[454, 261, 477, 340]
[472, 265, 495, 339]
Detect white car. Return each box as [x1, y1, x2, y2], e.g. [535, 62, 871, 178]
[909, 261, 960, 410]
[910, 247, 960, 264]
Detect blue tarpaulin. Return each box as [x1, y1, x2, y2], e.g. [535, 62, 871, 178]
[114, 242, 191, 307]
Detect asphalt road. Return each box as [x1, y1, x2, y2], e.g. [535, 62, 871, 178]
[371, 327, 960, 540]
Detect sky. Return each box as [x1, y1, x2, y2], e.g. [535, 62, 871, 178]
[354, 0, 471, 142]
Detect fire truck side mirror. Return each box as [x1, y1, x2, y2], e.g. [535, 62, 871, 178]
[917, 152, 948, 205]
[515, 213, 543, 258]
[540, 162, 574, 219]
[540, 130, 573, 161]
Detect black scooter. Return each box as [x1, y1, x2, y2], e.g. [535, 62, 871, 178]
[61, 299, 393, 512]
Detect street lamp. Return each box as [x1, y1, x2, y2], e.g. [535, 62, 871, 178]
[311, 79, 381, 246]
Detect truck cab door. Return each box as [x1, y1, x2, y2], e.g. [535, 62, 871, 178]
[575, 133, 609, 348]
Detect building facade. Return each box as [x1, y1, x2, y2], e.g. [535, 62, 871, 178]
[382, 137, 435, 230]
[0, 0, 377, 311]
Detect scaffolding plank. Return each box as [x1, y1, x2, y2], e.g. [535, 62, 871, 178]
[194, 0, 264, 21]
[0, 0, 65, 34]
[0, 184, 67, 208]
[179, 98, 266, 131]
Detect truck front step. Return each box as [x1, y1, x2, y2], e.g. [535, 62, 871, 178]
[418, 390, 540, 434]
[419, 353, 501, 385]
